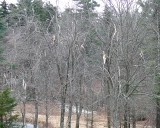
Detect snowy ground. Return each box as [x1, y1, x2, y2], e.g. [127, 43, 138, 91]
[65, 104, 93, 114]
[13, 122, 39, 128]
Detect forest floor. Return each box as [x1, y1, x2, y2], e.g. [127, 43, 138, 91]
[14, 102, 153, 128]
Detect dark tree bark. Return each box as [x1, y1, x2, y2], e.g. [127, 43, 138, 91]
[75, 102, 83, 128]
[155, 1, 160, 127]
[45, 99, 49, 128]
[22, 101, 26, 127]
[132, 107, 136, 128]
[67, 100, 72, 128]
[156, 101, 160, 127]
[75, 75, 83, 128]
[34, 100, 38, 128]
[60, 84, 67, 128]
[45, 89, 49, 128]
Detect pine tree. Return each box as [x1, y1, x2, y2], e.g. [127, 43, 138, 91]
[73, 0, 99, 14]
[0, 1, 6, 62]
[0, 19, 5, 62]
[0, 4, 6, 87]
[0, 88, 18, 128]
[0, 0, 9, 18]
[73, 0, 99, 30]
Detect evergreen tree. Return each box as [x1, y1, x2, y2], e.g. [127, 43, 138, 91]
[0, 4, 6, 63]
[16, 0, 57, 31]
[0, 0, 9, 18]
[73, 0, 99, 30]
[73, 0, 99, 15]
[0, 88, 18, 128]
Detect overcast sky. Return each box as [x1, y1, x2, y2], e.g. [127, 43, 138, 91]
[1, 0, 105, 12]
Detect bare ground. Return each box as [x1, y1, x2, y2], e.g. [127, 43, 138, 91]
[14, 102, 153, 128]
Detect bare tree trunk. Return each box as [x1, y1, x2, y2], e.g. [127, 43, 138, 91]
[45, 98, 48, 128]
[75, 102, 83, 128]
[102, 52, 113, 128]
[103, 81, 112, 128]
[156, 101, 160, 127]
[119, 112, 122, 128]
[156, 2, 160, 128]
[90, 90, 94, 128]
[104, 80, 111, 128]
[75, 75, 83, 128]
[22, 101, 26, 127]
[45, 75, 49, 128]
[67, 100, 72, 128]
[124, 102, 131, 128]
[128, 107, 131, 128]
[59, 48, 70, 128]
[75, 113, 80, 128]
[76, 116, 80, 128]
[86, 106, 89, 128]
[106, 103, 111, 128]
[57, 64, 68, 128]
[60, 87, 67, 128]
[124, 105, 128, 128]
[34, 100, 38, 128]
[91, 108, 94, 128]
[132, 107, 136, 128]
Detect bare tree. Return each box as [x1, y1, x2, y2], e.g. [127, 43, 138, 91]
[93, 0, 149, 127]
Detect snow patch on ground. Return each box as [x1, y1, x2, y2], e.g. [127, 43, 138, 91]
[13, 123, 39, 128]
[65, 104, 94, 114]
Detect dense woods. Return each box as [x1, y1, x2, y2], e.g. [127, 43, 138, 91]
[0, 0, 160, 128]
